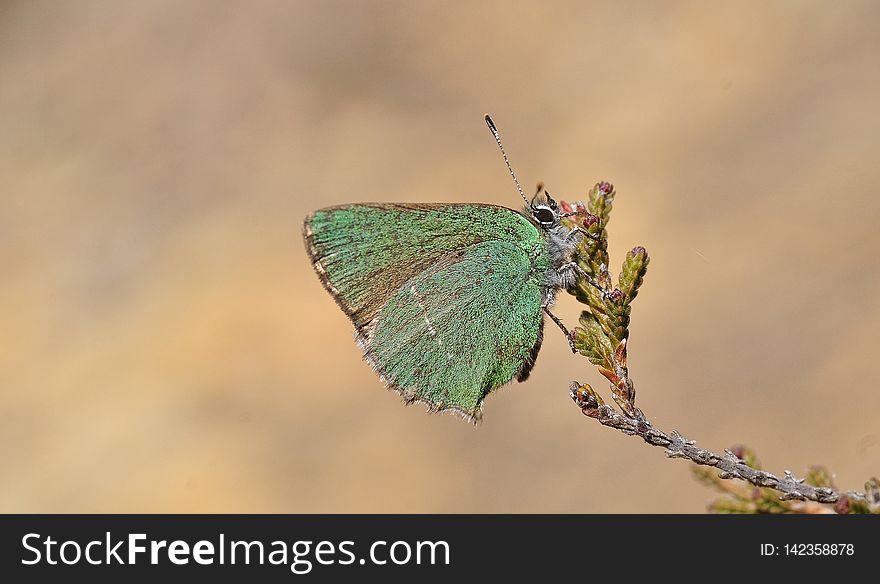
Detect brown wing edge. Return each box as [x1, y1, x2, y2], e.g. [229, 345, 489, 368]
[354, 330, 489, 425]
[302, 210, 370, 335]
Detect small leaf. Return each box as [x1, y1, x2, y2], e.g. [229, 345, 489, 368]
[597, 266, 612, 291]
[614, 338, 627, 368]
[597, 366, 620, 387]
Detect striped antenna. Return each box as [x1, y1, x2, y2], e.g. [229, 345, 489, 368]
[484, 114, 531, 208]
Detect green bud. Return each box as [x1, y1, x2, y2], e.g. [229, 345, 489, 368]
[618, 246, 649, 303]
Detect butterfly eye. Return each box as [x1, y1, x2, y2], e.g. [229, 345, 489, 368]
[532, 206, 556, 226]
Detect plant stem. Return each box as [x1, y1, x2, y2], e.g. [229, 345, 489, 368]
[570, 382, 869, 506]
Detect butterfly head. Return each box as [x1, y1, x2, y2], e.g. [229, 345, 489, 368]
[529, 191, 561, 229]
[483, 114, 564, 231]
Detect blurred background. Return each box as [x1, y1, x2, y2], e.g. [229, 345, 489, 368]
[1, 0, 878, 513]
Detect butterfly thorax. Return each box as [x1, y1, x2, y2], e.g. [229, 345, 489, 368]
[520, 200, 581, 308]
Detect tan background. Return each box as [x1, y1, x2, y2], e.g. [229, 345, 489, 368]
[1, 1, 878, 513]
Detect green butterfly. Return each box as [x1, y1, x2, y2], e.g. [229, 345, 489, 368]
[303, 116, 595, 422]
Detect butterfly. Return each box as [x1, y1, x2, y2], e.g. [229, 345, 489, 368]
[303, 115, 596, 422]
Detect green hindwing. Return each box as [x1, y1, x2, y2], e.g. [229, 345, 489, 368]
[303, 204, 551, 421]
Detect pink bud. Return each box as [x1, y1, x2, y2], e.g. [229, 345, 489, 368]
[559, 200, 573, 214]
[582, 214, 599, 229]
[597, 181, 614, 195]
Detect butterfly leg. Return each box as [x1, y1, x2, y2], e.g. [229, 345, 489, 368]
[543, 307, 577, 353]
[556, 262, 610, 300]
[565, 226, 599, 243]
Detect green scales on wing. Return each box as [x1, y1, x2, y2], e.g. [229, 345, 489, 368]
[303, 204, 553, 421]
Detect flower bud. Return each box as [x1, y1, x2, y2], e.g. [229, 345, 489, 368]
[597, 181, 614, 195]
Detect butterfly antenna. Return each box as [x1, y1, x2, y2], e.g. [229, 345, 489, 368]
[485, 114, 531, 208]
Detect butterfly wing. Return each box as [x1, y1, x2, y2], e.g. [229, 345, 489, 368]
[303, 204, 549, 421]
